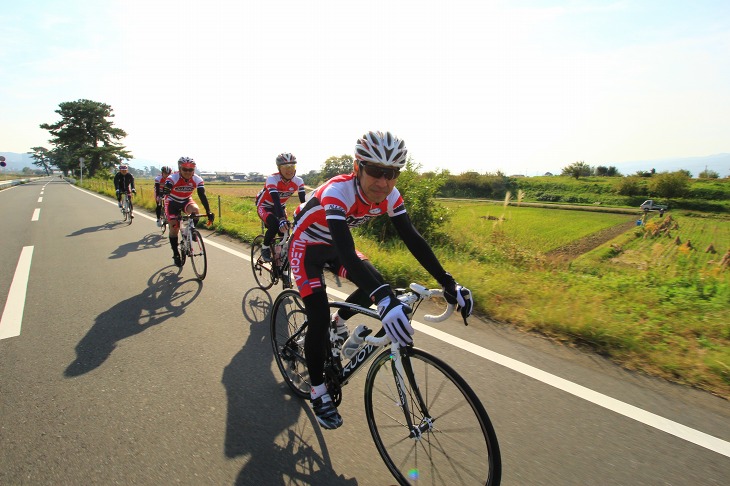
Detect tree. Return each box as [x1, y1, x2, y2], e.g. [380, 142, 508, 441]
[647, 171, 691, 198]
[40, 99, 132, 177]
[698, 169, 719, 179]
[357, 159, 450, 243]
[28, 146, 54, 175]
[561, 161, 592, 179]
[614, 176, 644, 196]
[320, 154, 354, 181]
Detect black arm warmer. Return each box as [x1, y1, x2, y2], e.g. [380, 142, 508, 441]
[269, 191, 284, 219]
[391, 213, 452, 287]
[197, 187, 211, 214]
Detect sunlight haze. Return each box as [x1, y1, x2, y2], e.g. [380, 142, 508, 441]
[1, 0, 728, 176]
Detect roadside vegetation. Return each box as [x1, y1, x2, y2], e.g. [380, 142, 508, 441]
[81, 171, 730, 399]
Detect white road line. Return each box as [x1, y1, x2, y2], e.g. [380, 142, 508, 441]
[0, 246, 34, 340]
[38, 197, 43, 202]
[32, 208, 40, 221]
[74, 184, 730, 457]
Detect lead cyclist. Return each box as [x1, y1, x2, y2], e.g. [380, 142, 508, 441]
[287, 131, 474, 430]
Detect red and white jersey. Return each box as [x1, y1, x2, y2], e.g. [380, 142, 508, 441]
[292, 173, 405, 246]
[154, 174, 169, 196]
[164, 172, 205, 204]
[255, 173, 305, 212]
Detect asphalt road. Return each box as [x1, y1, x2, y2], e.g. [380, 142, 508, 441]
[1, 178, 729, 485]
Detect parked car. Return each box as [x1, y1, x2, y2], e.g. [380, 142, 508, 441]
[640, 200, 668, 212]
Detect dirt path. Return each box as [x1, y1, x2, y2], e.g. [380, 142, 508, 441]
[546, 218, 641, 261]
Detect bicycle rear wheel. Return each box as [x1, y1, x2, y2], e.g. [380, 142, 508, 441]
[364, 347, 501, 486]
[189, 229, 207, 280]
[251, 235, 275, 290]
[270, 289, 310, 398]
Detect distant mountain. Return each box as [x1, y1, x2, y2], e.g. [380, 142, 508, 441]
[610, 153, 730, 177]
[0, 152, 35, 171]
[3, 151, 729, 177]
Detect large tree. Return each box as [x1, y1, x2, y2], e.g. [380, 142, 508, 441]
[28, 146, 54, 175]
[40, 99, 132, 177]
[561, 161, 593, 179]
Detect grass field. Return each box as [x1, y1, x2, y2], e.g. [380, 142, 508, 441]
[82, 178, 730, 398]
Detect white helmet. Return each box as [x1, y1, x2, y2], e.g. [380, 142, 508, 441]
[355, 131, 407, 168]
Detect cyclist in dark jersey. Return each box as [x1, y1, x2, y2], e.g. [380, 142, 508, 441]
[289, 131, 474, 430]
[254, 153, 306, 262]
[113, 164, 136, 209]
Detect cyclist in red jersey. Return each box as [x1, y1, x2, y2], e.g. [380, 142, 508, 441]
[288, 131, 474, 430]
[162, 157, 215, 267]
[255, 153, 307, 262]
[154, 166, 173, 227]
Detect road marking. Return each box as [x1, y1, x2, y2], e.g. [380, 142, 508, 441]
[326, 285, 730, 458]
[73, 184, 730, 458]
[38, 197, 43, 202]
[32, 208, 40, 221]
[0, 246, 34, 340]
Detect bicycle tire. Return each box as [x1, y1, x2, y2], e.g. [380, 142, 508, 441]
[178, 240, 187, 267]
[364, 347, 501, 486]
[189, 229, 207, 280]
[124, 196, 133, 225]
[270, 289, 311, 398]
[251, 234, 275, 290]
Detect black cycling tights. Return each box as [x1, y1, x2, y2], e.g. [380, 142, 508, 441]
[263, 213, 282, 246]
[302, 260, 383, 387]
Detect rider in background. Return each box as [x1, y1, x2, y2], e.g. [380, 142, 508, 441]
[114, 163, 136, 210]
[255, 153, 306, 262]
[288, 131, 474, 430]
[163, 157, 215, 267]
[154, 165, 173, 227]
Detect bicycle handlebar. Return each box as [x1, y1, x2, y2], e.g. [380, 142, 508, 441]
[400, 283, 455, 323]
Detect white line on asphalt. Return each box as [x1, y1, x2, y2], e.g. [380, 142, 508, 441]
[38, 197, 43, 202]
[0, 246, 34, 340]
[74, 184, 730, 457]
[32, 208, 40, 221]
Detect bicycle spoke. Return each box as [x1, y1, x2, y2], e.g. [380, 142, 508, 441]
[365, 348, 500, 485]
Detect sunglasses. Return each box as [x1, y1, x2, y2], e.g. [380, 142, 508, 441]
[360, 162, 400, 181]
[180, 167, 195, 172]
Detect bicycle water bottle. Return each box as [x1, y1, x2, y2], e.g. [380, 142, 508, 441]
[342, 325, 369, 360]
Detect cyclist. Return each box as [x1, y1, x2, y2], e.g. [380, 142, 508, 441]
[288, 131, 474, 430]
[255, 153, 307, 262]
[154, 165, 173, 226]
[114, 163, 136, 213]
[162, 157, 215, 267]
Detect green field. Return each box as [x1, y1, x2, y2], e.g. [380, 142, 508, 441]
[82, 178, 730, 398]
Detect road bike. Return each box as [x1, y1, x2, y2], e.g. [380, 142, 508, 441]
[157, 199, 169, 234]
[120, 192, 133, 224]
[177, 213, 209, 280]
[251, 222, 292, 290]
[270, 283, 502, 485]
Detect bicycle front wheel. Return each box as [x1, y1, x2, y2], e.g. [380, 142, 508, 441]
[270, 289, 310, 398]
[125, 197, 133, 225]
[364, 347, 501, 486]
[189, 230, 207, 280]
[251, 235, 275, 290]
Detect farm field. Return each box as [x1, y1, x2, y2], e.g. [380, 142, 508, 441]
[82, 178, 730, 398]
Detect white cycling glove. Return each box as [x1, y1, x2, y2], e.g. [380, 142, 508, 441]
[372, 285, 414, 346]
[442, 273, 474, 324]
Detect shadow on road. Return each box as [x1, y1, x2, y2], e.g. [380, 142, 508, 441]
[66, 221, 128, 236]
[109, 233, 165, 259]
[64, 267, 202, 377]
[221, 287, 356, 485]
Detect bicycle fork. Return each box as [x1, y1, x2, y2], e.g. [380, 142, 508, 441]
[390, 345, 433, 440]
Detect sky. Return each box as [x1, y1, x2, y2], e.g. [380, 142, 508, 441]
[1, 0, 729, 176]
